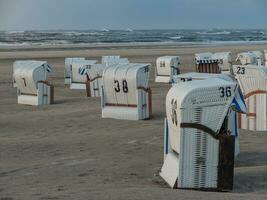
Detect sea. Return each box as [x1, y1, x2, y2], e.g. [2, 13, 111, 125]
[0, 29, 267, 46]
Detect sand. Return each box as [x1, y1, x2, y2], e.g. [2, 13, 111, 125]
[0, 43, 267, 200]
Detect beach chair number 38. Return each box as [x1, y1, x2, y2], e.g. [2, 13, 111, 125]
[114, 80, 128, 93]
[171, 99, 178, 126]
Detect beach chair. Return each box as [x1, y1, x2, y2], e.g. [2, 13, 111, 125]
[155, 56, 180, 83]
[236, 52, 259, 66]
[171, 72, 245, 156]
[64, 58, 86, 84]
[195, 52, 222, 74]
[79, 64, 106, 97]
[233, 65, 267, 131]
[70, 60, 97, 90]
[14, 60, 54, 106]
[160, 76, 246, 191]
[101, 63, 152, 120]
[101, 56, 129, 66]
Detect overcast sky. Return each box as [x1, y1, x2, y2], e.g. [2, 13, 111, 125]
[0, 0, 267, 30]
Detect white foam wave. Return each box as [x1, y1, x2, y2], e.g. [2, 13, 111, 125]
[196, 31, 231, 35]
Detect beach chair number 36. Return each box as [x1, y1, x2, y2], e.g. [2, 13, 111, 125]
[114, 80, 128, 93]
[171, 99, 178, 126]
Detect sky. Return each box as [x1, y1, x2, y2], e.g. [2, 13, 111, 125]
[0, 0, 267, 30]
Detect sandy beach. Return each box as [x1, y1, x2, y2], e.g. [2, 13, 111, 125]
[0, 43, 267, 200]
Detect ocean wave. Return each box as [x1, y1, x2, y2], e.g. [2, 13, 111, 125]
[169, 36, 183, 40]
[196, 31, 231, 35]
[5, 30, 25, 34]
[63, 32, 104, 36]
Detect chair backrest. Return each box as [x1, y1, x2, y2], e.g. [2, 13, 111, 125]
[102, 63, 150, 106]
[14, 61, 52, 94]
[156, 56, 180, 76]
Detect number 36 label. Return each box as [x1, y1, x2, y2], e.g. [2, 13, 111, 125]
[219, 87, 232, 98]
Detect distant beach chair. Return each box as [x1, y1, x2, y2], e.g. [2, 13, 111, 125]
[64, 58, 86, 84]
[101, 56, 129, 66]
[79, 64, 106, 97]
[236, 51, 263, 66]
[101, 63, 152, 120]
[195, 52, 232, 74]
[233, 65, 267, 131]
[70, 60, 97, 90]
[160, 75, 245, 191]
[14, 60, 54, 106]
[155, 56, 180, 83]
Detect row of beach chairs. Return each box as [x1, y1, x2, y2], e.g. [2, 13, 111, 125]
[12, 50, 267, 191]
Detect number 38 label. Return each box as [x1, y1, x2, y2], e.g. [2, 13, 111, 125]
[219, 87, 232, 98]
[114, 80, 128, 93]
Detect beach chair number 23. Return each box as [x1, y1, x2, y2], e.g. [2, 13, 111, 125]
[171, 99, 178, 126]
[236, 66, 245, 74]
[114, 80, 128, 93]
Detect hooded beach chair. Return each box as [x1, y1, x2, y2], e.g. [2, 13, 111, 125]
[14, 60, 54, 106]
[155, 56, 180, 83]
[171, 72, 246, 156]
[101, 56, 129, 66]
[160, 76, 246, 191]
[101, 63, 152, 120]
[70, 60, 97, 90]
[79, 64, 106, 97]
[236, 51, 262, 66]
[64, 58, 86, 84]
[195, 52, 221, 74]
[233, 65, 267, 131]
[195, 52, 232, 74]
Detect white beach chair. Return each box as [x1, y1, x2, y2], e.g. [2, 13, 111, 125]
[14, 60, 54, 106]
[171, 72, 245, 156]
[64, 58, 86, 84]
[233, 65, 267, 131]
[155, 56, 180, 83]
[79, 64, 106, 97]
[101, 63, 152, 120]
[195, 52, 222, 74]
[101, 56, 129, 67]
[160, 77, 245, 191]
[70, 60, 97, 90]
[236, 52, 260, 66]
